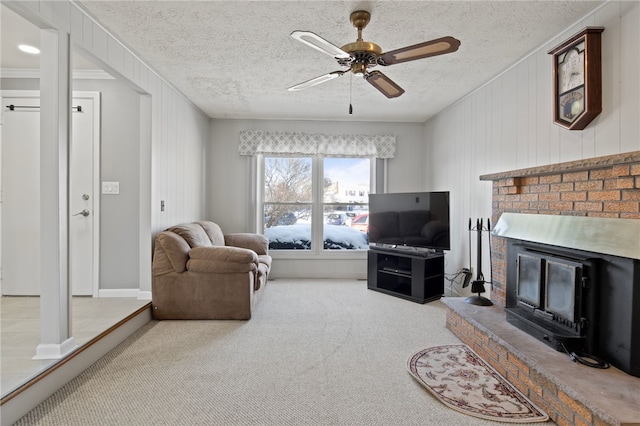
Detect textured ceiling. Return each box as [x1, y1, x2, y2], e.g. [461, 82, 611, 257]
[10, 1, 604, 122]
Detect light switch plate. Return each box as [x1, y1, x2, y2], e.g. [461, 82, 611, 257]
[102, 181, 120, 194]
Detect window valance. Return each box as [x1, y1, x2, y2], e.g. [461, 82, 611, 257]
[238, 130, 396, 158]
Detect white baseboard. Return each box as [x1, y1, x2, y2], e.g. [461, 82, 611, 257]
[137, 290, 152, 300]
[97, 288, 140, 298]
[96, 289, 152, 300]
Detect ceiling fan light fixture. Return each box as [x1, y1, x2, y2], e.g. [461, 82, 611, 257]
[290, 31, 351, 59]
[351, 63, 368, 75]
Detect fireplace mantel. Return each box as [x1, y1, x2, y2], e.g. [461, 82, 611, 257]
[493, 212, 640, 260]
[480, 151, 640, 181]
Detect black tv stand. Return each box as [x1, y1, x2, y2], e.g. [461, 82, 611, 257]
[367, 247, 444, 303]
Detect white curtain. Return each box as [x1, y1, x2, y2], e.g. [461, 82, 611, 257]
[238, 130, 396, 158]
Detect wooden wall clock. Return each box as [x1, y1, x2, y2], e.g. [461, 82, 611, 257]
[548, 27, 604, 130]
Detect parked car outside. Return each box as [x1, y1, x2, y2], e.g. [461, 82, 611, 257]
[277, 212, 297, 225]
[350, 213, 369, 233]
[326, 212, 348, 225]
[344, 211, 357, 226]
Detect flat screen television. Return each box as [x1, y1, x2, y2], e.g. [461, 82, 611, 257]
[368, 191, 450, 252]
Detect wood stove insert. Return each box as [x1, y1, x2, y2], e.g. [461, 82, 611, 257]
[506, 240, 597, 354]
[494, 213, 640, 377]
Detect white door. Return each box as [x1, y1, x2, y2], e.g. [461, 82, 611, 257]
[69, 94, 100, 296]
[0, 91, 100, 296]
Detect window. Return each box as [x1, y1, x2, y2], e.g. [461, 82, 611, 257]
[262, 156, 371, 252]
[322, 158, 370, 250]
[263, 157, 313, 249]
[240, 130, 395, 254]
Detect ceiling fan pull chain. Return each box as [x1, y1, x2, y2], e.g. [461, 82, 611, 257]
[349, 73, 353, 114]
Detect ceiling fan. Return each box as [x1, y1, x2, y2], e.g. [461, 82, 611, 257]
[288, 10, 461, 98]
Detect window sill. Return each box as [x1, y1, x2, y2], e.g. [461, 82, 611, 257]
[268, 249, 368, 260]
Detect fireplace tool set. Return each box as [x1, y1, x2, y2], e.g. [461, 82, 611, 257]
[464, 218, 493, 306]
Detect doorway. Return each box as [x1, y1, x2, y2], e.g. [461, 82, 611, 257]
[1, 90, 101, 296]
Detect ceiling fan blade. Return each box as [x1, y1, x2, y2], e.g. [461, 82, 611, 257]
[378, 36, 461, 65]
[364, 71, 405, 98]
[288, 71, 346, 92]
[291, 31, 352, 60]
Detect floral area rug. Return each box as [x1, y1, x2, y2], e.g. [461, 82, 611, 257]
[408, 344, 549, 423]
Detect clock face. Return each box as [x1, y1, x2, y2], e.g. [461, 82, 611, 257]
[557, 42, 585, 94]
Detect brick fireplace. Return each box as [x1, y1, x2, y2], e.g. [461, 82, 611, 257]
[486, 151, 640, 307]
[443, 151, 640, 425]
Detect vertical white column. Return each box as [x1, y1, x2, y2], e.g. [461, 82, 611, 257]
[138, 94, 152, 300]
[34, 28, 76, 359]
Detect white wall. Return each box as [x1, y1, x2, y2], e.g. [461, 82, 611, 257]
[423, 0, 640, 294]
[151, 84, 209, 233]
[208, 119, 424, 278]
[5, 0, 211, 293]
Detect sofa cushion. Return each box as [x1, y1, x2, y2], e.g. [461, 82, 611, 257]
[168, 223, 212, 248]
[257, 254, 272, 271]
[225, 233, 269, 255]
[255, 262, 269, 290]
[195, 221, 225, 246]
[153, 231, 191, 274]
[187, 246, 258, 273]
[189, 245, 258, 264]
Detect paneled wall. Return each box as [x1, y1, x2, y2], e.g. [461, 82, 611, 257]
[5, 1, 210, 291]
[424, 1, 640, 293]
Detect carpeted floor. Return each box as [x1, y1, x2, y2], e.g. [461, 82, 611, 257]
[15, 280, 549, 425]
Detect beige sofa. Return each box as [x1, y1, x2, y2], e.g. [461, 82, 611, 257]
[152, 221, 271, 320]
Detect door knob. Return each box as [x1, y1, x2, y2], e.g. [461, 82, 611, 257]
[73, 209, 90, 217]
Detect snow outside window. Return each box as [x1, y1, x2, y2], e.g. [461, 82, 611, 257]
[262, 156, 371, 251]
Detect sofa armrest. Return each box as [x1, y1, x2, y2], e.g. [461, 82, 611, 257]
[187, 246, 258, 273]
[224, 233, 269, 255]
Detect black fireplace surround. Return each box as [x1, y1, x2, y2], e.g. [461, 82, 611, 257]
[494, 213, 640, 377]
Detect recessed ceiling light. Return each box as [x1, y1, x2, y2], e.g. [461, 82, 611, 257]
[18, 44, 40, 54]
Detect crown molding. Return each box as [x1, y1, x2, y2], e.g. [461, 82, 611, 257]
[0, 68, 114, 80]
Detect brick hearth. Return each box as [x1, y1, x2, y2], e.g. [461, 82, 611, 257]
[444, 151, 640, 425]
[444, 298, 640, 426]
